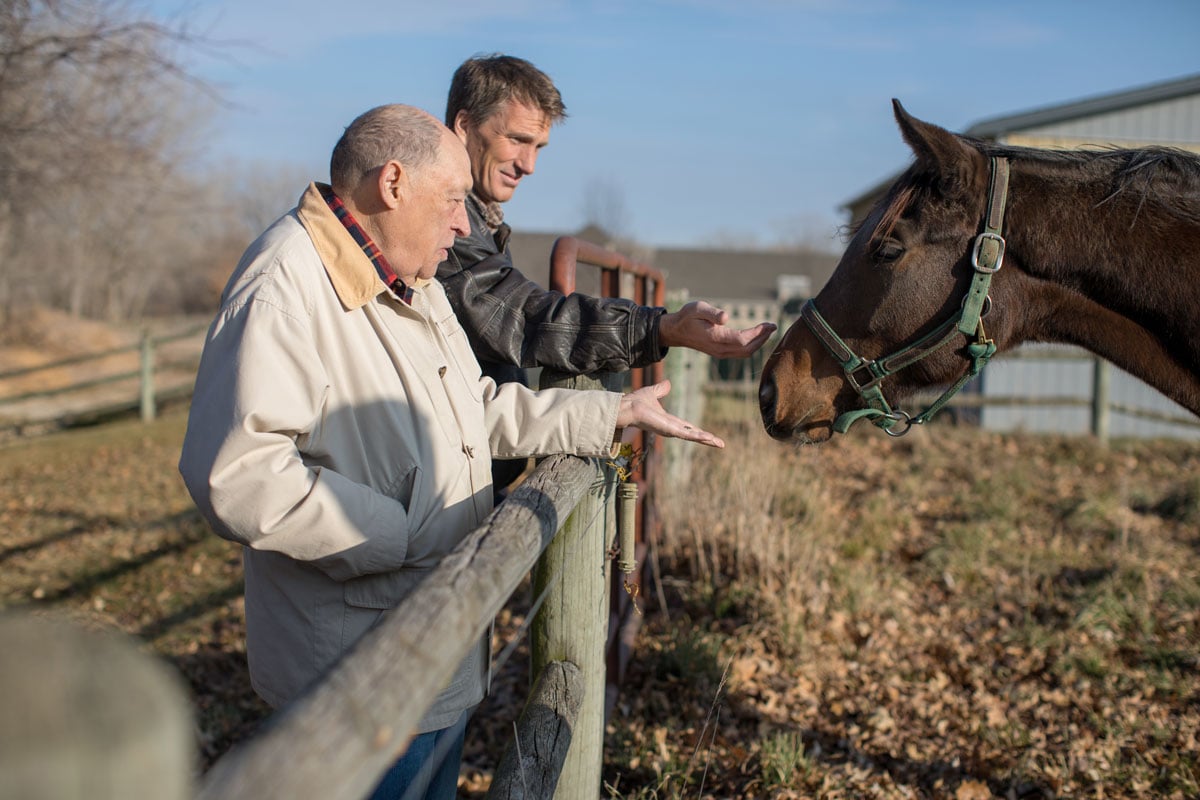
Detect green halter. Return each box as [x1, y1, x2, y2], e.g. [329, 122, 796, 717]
[802, 156, 1010, 436]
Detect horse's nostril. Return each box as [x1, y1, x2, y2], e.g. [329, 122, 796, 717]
[759, 376, 776, 415]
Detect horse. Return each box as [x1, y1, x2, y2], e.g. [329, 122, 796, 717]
[759, 100, 1200, 444]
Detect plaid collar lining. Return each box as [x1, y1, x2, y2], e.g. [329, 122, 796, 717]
[319, 185, 413, 304]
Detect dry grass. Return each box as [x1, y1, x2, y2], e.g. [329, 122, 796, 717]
[617, 395, 1200, 799]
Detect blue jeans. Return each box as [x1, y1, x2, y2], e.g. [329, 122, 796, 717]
[367, 712, 468, 800]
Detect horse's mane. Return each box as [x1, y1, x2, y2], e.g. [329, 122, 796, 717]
[980, 139, 1200, 225]
[854, 138, 1200, 243]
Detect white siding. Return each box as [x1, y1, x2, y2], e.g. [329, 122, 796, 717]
[979, 345, 1200, 440]
[1017, 93, 1200, 146]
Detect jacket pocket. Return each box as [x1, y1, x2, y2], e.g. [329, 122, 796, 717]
[340, 567, 434, 652]
[343, 566, 433, 610]
[383, 463, 421, 513]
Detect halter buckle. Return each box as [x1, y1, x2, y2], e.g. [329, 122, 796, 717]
[846, 360, 884, 393]
[971, 232, 1005, 274]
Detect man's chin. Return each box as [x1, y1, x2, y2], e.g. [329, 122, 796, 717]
[487, 179, 519, 203]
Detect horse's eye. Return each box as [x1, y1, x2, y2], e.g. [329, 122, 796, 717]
[874, 240, 905, 263]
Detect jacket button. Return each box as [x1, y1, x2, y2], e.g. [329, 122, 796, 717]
[438, 366, 447, 377]
[463, 444, 475, 458]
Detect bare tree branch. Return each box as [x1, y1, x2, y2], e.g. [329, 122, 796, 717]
[0, 0, 223, 323]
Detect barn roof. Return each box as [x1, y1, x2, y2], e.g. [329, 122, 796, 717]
[842, 72, 1200, 218]
[964, 73, 1200, 138]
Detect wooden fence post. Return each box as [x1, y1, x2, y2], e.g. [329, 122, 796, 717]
[486, 661, 584, 799]
[1092, 357, 1111, 442]
[139, 329, 156, 423]
[533, 369, 617, 800]
[0, 613, 194, 800]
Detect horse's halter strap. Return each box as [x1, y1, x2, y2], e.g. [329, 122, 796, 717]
[802, 156, 1010, 436]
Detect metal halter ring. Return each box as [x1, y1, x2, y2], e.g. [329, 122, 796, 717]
[882, 409, 914, 437]
[959, 294, 993, 317]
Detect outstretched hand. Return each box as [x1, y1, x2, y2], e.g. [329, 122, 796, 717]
[615, 380, 724, 449]
[658, 301, 777, 359]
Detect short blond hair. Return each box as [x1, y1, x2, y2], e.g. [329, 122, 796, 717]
[445, 54, 566, 129]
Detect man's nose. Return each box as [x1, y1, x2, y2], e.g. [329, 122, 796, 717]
[452, 204, 470, 236]
[514, 144, 538, 176]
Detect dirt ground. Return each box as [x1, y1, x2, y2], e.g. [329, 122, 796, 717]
[0, 404, 1196, 798]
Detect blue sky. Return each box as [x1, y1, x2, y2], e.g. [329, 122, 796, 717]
[155, 0, 1200, 249]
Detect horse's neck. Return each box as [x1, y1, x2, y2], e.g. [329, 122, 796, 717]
[1008, 166, 1200, 323]
[1003, 160, 1200, 414]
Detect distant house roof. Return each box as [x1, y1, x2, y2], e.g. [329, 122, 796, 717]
[649, 246, 838, 307]
[504, 226, 838, 309]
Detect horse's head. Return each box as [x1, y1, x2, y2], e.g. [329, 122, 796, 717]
[760, 100, 1014, 443]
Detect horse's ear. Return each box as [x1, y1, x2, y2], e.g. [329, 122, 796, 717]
[892, 99, 984, 199]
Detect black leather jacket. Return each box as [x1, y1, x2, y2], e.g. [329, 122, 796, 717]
[436, 195, 667, 385]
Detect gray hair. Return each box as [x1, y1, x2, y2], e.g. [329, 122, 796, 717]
[329, 104, 444, 194]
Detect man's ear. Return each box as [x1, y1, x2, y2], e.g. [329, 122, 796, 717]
[452, 110, 472, 145]
[377, 160, 406, 209]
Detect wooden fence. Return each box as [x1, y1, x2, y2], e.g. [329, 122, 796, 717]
[0, 323, 208, 435]
[1, 447, 626, 799]
[197, 439, 625, 799]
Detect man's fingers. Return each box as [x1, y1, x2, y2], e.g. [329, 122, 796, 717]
[677, 419, 724, 448]
[742, 322, 777, 351]
[699, 321, 778, 357]
[676, 300, 727, 325]
[627, 387, 724, 448]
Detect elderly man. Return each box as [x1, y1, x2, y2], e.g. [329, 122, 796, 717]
[178, 104, 721, 800]
[439, 53, 776, 489]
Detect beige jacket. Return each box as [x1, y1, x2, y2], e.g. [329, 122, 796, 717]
[179, 183, 620, 730]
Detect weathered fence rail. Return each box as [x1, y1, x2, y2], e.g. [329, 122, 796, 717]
[0, 323, 207, 433]
[2, 450, 622, 799]
[197, 452, 618, 799]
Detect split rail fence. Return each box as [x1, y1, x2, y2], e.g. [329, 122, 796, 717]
[0, 323, 207, 435]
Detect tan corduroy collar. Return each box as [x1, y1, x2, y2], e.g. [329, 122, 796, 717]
[296, 182, 431, 310]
